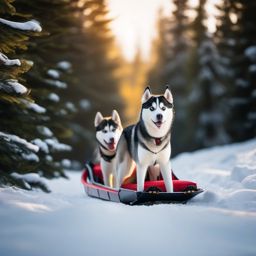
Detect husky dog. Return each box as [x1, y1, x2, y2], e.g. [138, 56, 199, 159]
[116, 87, 174, 192]
[94, 110, 123, 187]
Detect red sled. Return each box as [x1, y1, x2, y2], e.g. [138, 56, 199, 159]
[81, 162, 203, 205]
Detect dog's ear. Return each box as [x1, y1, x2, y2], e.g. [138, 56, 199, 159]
[112, 110, 122, 127]
[141, 86, 151, 103]
[164, 86, 173, 103]
[94, 112, 103, 127]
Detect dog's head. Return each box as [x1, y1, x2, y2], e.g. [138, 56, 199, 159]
[141, 86, 174, 138]
[94, 110, 123, 152]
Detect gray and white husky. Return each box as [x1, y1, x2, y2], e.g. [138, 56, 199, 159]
[94, 110, 123, 187]
[116, 87, 174, 192]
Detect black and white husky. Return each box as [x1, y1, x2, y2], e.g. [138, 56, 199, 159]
[116, 87, 174, 192]
[94, 110, 123, 187]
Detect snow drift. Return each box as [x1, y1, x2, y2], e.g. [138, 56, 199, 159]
[0, 139, 255, 256]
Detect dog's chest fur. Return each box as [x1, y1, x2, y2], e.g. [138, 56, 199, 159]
[123, 123, 171, 165]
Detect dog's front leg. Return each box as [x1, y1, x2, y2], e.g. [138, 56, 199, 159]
[116, 162, 127, 188]
[116, 159, 134, 189]
[101, 162, 112, 187]
[160, 161, 173, 192]
[136, 164, 148, 192]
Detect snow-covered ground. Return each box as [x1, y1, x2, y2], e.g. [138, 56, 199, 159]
[0, 139, 256, 256]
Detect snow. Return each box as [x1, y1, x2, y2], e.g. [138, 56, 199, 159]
[45, 79, 67, 89]
[231, 165, 256, 182]
[210, 82, 225, 96]
[235, 78, 249, 88]
[47, 69, 60, 79]
[25, 101, 46, 114]
[0, 139, 256, 256]
[21, 152, 39, 162]
[247, 112, 256, 120]
[46, 155, 53, 162]
[59, 108, 68, 116]
[199, 66, 213, 80]
[0, 131, 39, 152]
[173, 139, 256, 213]
[229, 97, 248, 106]
[249, 64, 256, 73]
[0, 53, 21, 66]
[61, 159, 72, 168]
[45, 138, 72, 152]
[47, 93, 60, 102]
[32, 138, 49, 154]
[57, 61, 72, 71]
[242, 174, 256, 189]
[79, 99, 91, 110]
[245, 45, 256, 62]
[37, 126, 53, 137]
[10, 172, 49, 191]
[65, 101, 77, 112]
[0, 18, 42, 32]
[6, 79, 28, 94]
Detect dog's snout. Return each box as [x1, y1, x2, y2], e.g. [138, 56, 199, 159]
[157, 114, 163, 121]
[109, 137, 115, 143]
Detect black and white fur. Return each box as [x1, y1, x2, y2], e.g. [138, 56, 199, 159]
[94, 110, 122, 187]
[116, 87, 174, 192]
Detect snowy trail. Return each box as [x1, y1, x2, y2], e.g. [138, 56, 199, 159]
[0, 139, 256, 256]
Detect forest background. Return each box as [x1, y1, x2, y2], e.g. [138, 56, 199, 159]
[0, 0, 255, 190]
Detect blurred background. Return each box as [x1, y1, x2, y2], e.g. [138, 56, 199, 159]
[0, 0, 255, 190]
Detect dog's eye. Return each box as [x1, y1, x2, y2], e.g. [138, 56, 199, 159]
[149, 106, 155, 111]
[112, 128, 116, 132]
[103, 130, 108, 133]
[162, 106, 166, 111]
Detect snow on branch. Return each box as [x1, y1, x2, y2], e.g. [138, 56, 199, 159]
[65, 102, 77, 112]
[22, 153, 39, 162]
[37, 126, 53, 137]
[45, 138, 72, 152]
[0, 18, 42, 32]
[27, 102, 46, 113]
[10, 172, 50, 192]
[21, 99, 46, 113]
[47, 93, 60, 102]
[47, 69, 60, 79]
[32, 138, 49, 154]
[0, 52, 21, 66]
[79, 99, 91, 111]
[5, 79, 28, 94]
[245, 46, 256, 62]
[0, 131, 39, 152]
[57, 61, 72, 71]
[45, 79, 67, 89]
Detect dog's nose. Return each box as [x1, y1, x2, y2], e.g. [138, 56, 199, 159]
[157, 114, 163, 121]
[109, 137, 115, 143]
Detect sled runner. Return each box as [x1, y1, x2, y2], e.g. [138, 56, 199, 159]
[81, 162, 203, 205]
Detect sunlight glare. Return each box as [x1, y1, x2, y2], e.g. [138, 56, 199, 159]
[108, 0, 221, 61]
[108, 0, 172, 61]
[12, 201, 52, 212]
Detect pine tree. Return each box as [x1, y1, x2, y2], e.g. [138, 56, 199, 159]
[14, 0, 84, 171]
[164, 0, 191, 153]
[71, 0, 124, 161]
[13, 0, 124, 164]
[224, 0, 256, 141]
[186, 0, 229, 149]
[0, 0, 51, 191]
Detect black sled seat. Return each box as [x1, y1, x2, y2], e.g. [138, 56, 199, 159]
[81, 162, 203, 205]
